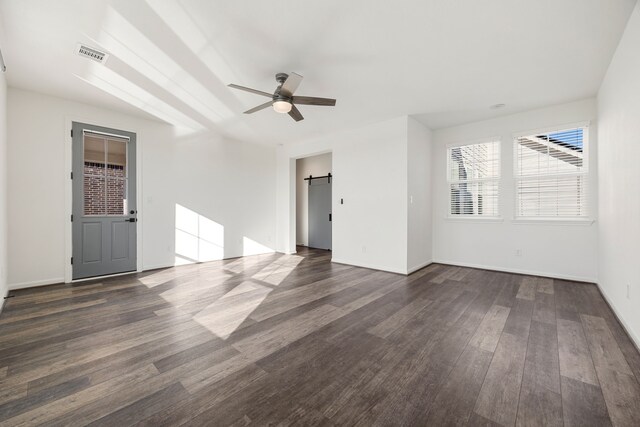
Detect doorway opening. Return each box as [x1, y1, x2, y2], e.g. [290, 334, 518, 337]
[71, 122, 137, 280]
[296, 153, 332, 251]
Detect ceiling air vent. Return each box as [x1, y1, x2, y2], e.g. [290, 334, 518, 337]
[76, 44, 109, 64]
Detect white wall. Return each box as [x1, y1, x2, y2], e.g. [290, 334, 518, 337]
[7, 88, 276, 289]
[277, 116, 409, 274]
[407, 116, 433, 272]
[597, 1, 640, 346]
[432, 99, 599, 282]
[0, 56, 7, 306]
[295, 153, 332, 246]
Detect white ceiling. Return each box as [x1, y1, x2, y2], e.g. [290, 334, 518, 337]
[0, 0, 636, 144]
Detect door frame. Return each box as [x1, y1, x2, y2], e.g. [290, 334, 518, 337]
[291, 150, 333, 254]
[63, 116, 143, 283]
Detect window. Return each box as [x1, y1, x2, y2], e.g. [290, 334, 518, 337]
[514, 126, 588, 218]
[83, 133, 128, 216]
[447, 140, 500, 217]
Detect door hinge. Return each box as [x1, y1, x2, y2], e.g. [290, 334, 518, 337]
[70, 257, 73, 265]
[71, 214, 73, 222]
[70, 171, 73, 180]
[70, 129, 73, 138]
[329, 213, 332, 222]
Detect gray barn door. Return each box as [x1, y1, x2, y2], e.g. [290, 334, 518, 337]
[308, 179, 332, 250]
[72, 122, 137, 279]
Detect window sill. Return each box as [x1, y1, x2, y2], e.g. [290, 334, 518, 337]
[444, 216, 504, 223]
[512, 218, 595, 226]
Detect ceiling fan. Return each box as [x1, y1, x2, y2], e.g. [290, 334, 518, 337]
[228, 72, 336, 122]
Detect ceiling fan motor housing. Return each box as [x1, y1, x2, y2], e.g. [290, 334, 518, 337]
[275, 72, 289, 85]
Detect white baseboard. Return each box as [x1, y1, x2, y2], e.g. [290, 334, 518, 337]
[9, 277, 65, 290]
[142, 263, 175, 271]
[0, 286, 7, 313]
[595, 282, 640, 352]
[408, 260, 433, 274]
[432, 259, 596, 283]
[331, 258, 406, 275]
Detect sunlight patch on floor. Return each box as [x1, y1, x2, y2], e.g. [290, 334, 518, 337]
[193, 281, 272, 339]
[252, 255, 304, 286]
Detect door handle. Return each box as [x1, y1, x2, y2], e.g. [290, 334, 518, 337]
[128, 218, 137, 222]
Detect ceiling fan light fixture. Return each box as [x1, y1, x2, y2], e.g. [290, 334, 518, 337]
[273, 100, 292, 114]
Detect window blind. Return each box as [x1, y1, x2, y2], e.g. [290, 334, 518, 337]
[447, 141, 500, 216]
[514, 127, 588, 218]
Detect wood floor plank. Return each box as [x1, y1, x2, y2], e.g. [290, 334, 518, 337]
[516, 320, 563, 427]
[502, 298, 534, 339]
[425, 346, 494, 425]
[0, 364, 159, 426]
[581, 314, 633, 376]
[468, 304, 510, 353]
[557, 318, 599, 386]
[593, 367, 640, 427]
[367, 297, 433, 338]
[536, 277, 554, 295]
[561, 375, 611, 427]
[516, 277, 537, 301]
[532, 291, 556, 325]
[473, 332, 529, 426]
[581, 315, 640, 426]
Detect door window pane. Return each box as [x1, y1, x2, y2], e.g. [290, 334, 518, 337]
[84, 176, 106, 215]
[106, 138, 127, 177]
[84, 136, 105, 175]
[106, 138, 127, 215]
[106, 178, 127, 215]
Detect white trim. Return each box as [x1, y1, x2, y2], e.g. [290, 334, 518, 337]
[512, 218, 595, 226]
[596, 282, 640, 352]
[142, 262, 176, 271]
[432, 259, 596, 283]
[0, 288, 8, 313]
[408, 260, 433, 274]
[71, 270, 138, 283]
[512, 120, 591, 139]
[9, 277, 65, 290]
[64, 116, 143, 283]
[444, 216, 504, 223]
[445, 136, 501, 149]
[331, 257, 406, 275]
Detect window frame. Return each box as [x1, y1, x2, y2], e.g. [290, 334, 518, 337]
[512, 122, 591, 221]
[446, 138, 501, 219]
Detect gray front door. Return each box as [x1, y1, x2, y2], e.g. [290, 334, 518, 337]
[72, 122, 137, 279]
[308, 179, 332, 250]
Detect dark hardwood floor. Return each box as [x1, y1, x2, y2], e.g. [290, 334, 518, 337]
[1, 247, 640, 426]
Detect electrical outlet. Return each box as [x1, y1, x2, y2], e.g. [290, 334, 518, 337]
[515, 249, 522, 257]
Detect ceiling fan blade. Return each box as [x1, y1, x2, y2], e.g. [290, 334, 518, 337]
[228, 84, 273, 98]
[244, 101, 273, 114]
[288, 105, 304, 122]
[279, 72, 303, 97]
[292, 96, 336, 106]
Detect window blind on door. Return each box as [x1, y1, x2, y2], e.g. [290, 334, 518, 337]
[447, 140, 500, 216]
[514, 127, 588, 218]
